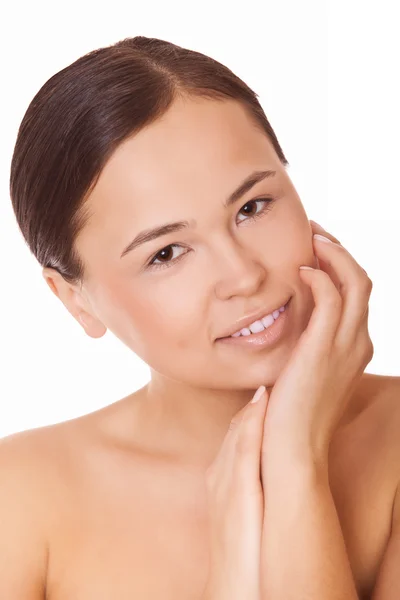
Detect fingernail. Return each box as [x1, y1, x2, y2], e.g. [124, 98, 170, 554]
[251, 385, 266, 403]
[299, 266, 314, 270]
[313, 234, 333, 244]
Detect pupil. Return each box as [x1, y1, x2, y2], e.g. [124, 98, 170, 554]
[242, 202, 254, 215]
[159, 247, 172, 261]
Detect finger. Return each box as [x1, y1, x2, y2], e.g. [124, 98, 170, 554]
[298, 266, 342, 353]
[312, 236, 372, 343]
[234, 387, 269, 486]
[206, 407, 245, 486]
[207, 387, 268, 490]
[309, 220, 342, 245]
[309, 222, 342, 290]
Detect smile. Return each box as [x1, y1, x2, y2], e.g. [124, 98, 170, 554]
[216, 297, 292, 350]
[230, 303, 287, 337]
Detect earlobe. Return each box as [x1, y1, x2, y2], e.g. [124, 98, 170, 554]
[78, 311, 107, 339]
[78, 313, 88, 328]
[42, 267, 107, 339]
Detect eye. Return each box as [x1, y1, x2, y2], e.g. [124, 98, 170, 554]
[146, 196, 277, 272]
[147, 244, 189, 271]
[237, 197, 275, 223]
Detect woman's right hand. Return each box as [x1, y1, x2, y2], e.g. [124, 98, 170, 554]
[202, 385, 269, 600]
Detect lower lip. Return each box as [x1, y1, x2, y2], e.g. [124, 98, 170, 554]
[216, 297, 292, 349]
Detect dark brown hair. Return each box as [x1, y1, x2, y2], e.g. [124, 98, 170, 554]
[9, 36, 289, 286]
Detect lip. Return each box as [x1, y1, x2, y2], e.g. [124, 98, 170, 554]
[216, 296, 292, 349]
[215, 296, 292, 341]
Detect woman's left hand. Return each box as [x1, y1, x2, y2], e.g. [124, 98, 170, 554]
[261, 220, 374, 468]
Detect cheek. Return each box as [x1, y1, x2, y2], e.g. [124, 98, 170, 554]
[123, 285, 201, 353]
[278, 210, 314, 265]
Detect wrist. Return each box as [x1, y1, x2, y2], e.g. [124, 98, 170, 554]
[263, 442, 330, 484]
[203, 575, 260, 600]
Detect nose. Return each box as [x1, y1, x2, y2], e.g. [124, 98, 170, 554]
[214, 238, 266, 300]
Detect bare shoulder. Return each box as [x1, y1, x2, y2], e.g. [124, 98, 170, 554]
[348, 372, 400, 479]
[0, 387, 143, 485]
[0, 409, 105, 517]
[0, 419, 81, 515]
[0, 412, 104, 592]
[0, 416, 84, 473]
[0, 423, 75, 597]
[349, 372, 400, 426]
[332, 372, 400, 480]
[365, 373, 400, 427]
[353, 372, 400, 446]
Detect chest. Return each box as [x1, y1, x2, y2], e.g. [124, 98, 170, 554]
[46, 411, 398, 600]
[46, 457, 211, 599]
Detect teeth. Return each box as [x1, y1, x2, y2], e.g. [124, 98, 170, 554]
[240, 327, 251, 336]
[249, 320, 265, 334]
[261, 314, 274, 328]
[231, 304, 286, 337]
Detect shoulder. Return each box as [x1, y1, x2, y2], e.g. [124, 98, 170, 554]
[350, 372, 400, 428]
[0, 409, 102, 488]
[357, 373, 400, 450]
[364, 375, 400, 595]
[0, 415, 93, 528]
[362, 373, 400, 502]
[0, 416, 91, 539]
[332, 372, 400, 487]
[0, 423, 73, 596]
[368, 373, 400, 430]
[0, 395, 138, 492]
[0, 420, 77, 509]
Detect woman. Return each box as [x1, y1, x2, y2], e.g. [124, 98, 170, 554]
[3, 35, 399, 599]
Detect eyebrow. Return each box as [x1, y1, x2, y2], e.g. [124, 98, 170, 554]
[120, 169, 277, 259]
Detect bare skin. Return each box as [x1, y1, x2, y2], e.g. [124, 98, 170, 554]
[3, 96, 398, 598]
[0, 372, 399, 599]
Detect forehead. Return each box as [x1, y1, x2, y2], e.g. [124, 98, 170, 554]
[83, 97, 282, 238]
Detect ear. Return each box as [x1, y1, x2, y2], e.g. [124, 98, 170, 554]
[42, 267, 107, 339]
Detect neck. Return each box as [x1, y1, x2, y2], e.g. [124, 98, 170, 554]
[131, 371, 371, 471]
[134, 372, 265, 470]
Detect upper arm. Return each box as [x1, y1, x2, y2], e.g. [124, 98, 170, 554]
[0, 431, 50, 599]
[371, 483, 400, 599]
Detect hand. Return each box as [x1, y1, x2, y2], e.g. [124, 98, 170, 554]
[261, 220, 374, 468]
[203, 385, 269, 600]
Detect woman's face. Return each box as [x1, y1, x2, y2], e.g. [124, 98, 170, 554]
[73, 96, 316, 390]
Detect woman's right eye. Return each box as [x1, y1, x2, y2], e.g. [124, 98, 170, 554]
[147, 244, 189, 271]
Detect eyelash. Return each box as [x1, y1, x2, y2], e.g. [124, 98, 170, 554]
[146, 196, 277, 271]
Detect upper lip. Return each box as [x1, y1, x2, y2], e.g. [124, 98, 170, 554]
[216, 296, 291, 340]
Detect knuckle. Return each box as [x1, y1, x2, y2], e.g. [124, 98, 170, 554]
[364, 276, 373, 293]
[357, 273, 372, 293]
[365, 338, 374, 361]
[356, 335, 374, 364]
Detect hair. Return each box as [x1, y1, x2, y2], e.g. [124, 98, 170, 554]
[9, 36, 289, 287]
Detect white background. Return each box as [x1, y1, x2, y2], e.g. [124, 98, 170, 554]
[0, 0, 398, 438]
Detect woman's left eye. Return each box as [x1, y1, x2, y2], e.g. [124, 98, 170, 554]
[236, 196, 276, 223]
